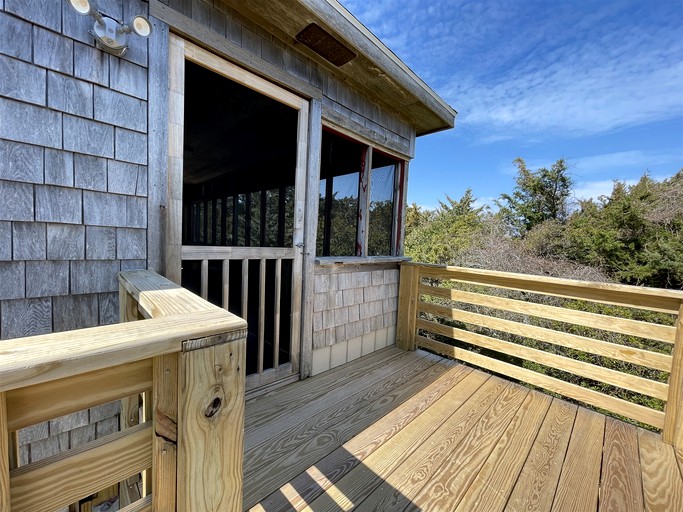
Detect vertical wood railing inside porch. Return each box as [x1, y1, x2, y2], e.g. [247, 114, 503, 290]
[0, 270, 247, 512]
[182, 245, 301, 393]
[396, 262, 683, 448]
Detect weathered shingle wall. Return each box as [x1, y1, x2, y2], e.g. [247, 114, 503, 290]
[0, 0, 151, 340]
[311, 263, 399, 375]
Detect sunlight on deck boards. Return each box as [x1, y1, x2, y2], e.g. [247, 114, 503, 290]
[244, 347, 683, 511]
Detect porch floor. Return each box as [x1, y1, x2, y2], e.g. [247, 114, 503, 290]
[244, 347, 683, 511]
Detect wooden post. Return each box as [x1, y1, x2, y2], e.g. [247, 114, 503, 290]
[177, 335, 246, 511]
[396, 264, 419, 351]
[663, 303, 683, 447]
[1, 392, 9, 512]
[119, 394, 142, 507]
[153, 354, 179, 512]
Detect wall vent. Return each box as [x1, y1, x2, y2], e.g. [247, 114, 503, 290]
[295, 23, 357, 67]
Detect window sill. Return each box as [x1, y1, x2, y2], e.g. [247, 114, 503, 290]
[315, 256, 410, 267]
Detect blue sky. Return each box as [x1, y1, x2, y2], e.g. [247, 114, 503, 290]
[340, 0, 683, 210]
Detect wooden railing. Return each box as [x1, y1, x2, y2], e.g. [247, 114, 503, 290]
[0, 270, 247, 512]
[182, 245, 301, 391]
[397, 262, 683, 448]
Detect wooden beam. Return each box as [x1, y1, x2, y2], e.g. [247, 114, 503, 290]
[416, 317, 669, 401]
[0, 309, 244, 393]
[418, 300, 672, 373]
[411, 262, 683, 313]
[396, 264, 419, 350]
[664, 304, 683, 447]
[0, 393, 9, 512]
[6, 360, 152, 432]
[10, 423, 152, 512]
[420, 283, 677, 344]
[153, 354, 178, 512]
[177, 338, 246, 511]
[417, 336, 665, 428]
[356, 145, 371, 257]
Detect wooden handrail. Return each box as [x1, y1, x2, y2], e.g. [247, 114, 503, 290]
[397, 262, 683, 447]
[0, 270, 248, 512]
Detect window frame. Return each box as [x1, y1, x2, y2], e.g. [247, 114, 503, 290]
[317, 128, 407, 258]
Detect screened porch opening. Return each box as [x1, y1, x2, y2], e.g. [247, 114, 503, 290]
[181, 59, 298, 379]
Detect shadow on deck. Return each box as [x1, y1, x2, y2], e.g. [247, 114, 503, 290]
[245, 347, 683, 511]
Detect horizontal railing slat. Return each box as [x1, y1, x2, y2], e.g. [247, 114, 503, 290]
[416, 318, 669, 400]
[119, 495, 152, 512]
[419, 283, 676, 344]
[181, 245, 295, 260]
[418, 300, 672, 372]
[412, 263, 683, 314]
[0, 309, 244, 392]
[417, 335, 665, 428]
[10, 422, 152, 512]
[6, 359, 152, 431]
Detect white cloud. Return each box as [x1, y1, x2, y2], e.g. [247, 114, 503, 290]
[341, 0, 683, 141]
[573, 179, 633, 201]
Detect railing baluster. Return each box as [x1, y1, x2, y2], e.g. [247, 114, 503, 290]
[274, 258, 282, 368]
[241, 259, 249, 320]
[222, 259, 230, 310]
[200, 259, 208, 300]
[258, 258, 266, 375]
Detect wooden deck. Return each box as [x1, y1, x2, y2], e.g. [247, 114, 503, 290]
[244, 347, 683, 511]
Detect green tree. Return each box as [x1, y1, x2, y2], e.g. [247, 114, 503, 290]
[498, 158, 573, 234]
[564, 172, 683, 288]
[406, 189, 485, 265]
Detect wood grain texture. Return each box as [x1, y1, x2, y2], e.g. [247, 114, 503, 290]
[177, 339, 246, 512]
[417, 314, 669, 400]
[252, 362, 476, 512]
[421, 283, 676, 345]
[402, 384, 531, 512]
[245, 350, 426, 450]
[420, 290, 673, 372]
[396, 264, 419, 350]
[147, 16, 170, 276]
[599, 418, 643, 512]
[639, 428, 683, 512]
[0, 309, 243, 392]
[418, 336, 664, 428]
[453, 391, 553, 512]
[245, 347, 404, 431]
[243, 353, 446, 508]
[300, 97, 323, 379]
[10, 423, 152, 512]
[6, 360, 151, 431]
[301, 376, 511, 512]
[119, 495, 152, 512]
[551, 407, 605, 512]
[153, 354, 178, 512]
[411, 262, 683, 313]
[506, 399, 577, 512]
[663, 304, 683, 447]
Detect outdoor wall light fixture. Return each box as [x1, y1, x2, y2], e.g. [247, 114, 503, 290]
[68, 0, 152, 56]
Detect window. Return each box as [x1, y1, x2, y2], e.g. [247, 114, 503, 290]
[317, 129, 404, 257]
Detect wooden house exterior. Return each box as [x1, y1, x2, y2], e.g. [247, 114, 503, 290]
[0, 0, 454, 465]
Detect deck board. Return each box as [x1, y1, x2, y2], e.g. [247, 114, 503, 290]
[245, 349, 682, 512]
[453, 391, 552, 512]
[551, 408, 605, 512]
[505, 399, 577, 512]
[599, 418, 644, 512]
[639, 428, 683, 511]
